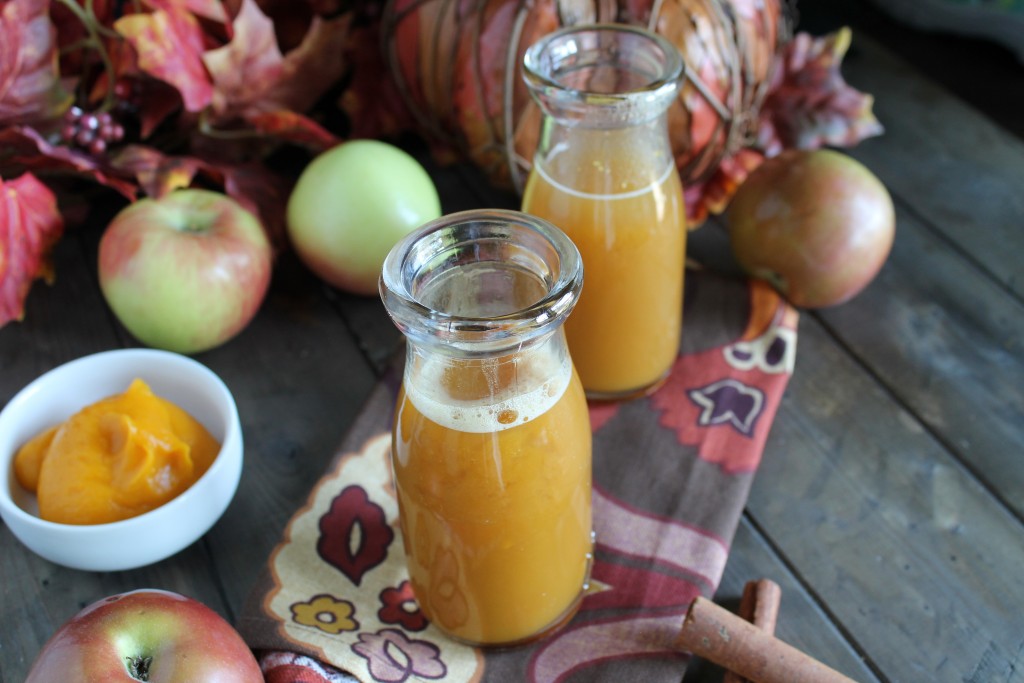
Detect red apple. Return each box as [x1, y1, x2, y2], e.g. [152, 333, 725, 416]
[725, 149, 896, 308]
[99, 190, 273, 354]
[24, 589, 262, 683]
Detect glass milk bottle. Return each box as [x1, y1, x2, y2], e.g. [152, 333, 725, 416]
[521, 24, 687, 399]
[379, 209, 592, 646]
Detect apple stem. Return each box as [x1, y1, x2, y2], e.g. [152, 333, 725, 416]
[126, 655, 153, 681]
[753, 267, 789, 297]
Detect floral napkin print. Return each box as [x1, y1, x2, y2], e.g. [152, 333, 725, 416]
[239, 270, 798, 683]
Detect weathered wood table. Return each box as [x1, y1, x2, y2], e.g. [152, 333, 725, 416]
[3, 2, 1022, 681]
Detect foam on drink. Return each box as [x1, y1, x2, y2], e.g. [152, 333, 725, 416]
[403, 347, 572, 435]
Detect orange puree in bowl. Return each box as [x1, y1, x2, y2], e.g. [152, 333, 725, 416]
[13, 378, 220, 525]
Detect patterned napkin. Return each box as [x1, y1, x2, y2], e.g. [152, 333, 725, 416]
[238, 268, 798, 683]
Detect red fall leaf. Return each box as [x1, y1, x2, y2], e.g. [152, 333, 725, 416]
[220, 161, 291, 251]
[147, 0, 228, 24]
[132, 76, 189, 139]
[0, 0, 71, 125]
[108, 145, 288, 249]
[242, 109, 337, 150]
[0, 172, 64, 326]
[685, 147, 766, 226]
[0, 126, 139, 199]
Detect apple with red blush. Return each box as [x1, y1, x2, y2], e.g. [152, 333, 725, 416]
[99, 189, 273, 354]
[24, 589, 263, 683]
[726, 149, 896, 308]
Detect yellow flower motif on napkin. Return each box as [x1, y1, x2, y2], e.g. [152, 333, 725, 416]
[291, 594, 359, 634]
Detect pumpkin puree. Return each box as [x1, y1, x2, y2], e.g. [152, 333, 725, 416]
[14, 378, 220, 525]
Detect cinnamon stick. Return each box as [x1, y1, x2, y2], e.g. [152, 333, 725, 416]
[675, 597, 859, 683]
[723, 579, 782, 683]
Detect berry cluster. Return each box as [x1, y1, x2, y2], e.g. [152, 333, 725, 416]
[60, 106, 125, 155]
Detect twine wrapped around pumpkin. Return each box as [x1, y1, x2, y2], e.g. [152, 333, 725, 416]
[379, 0, 793, 202]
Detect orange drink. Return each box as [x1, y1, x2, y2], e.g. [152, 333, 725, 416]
[380, 209, 591, 646]
[521, 24, 687, 398]
[392, 350, 592, 645]
[522, 136, 686, 397]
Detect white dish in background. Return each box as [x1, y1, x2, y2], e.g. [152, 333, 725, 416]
[0, 349, 243, 571]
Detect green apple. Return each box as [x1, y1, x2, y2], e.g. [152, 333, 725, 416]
[286, 139, 442, 296]
[98, 190, 273, 354]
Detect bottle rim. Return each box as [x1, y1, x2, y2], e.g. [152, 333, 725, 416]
[379, 209, 583, 352]
[522, 23, 685, 125]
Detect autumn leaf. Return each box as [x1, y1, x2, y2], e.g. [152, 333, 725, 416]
[115, 6, 214, 112]
[685, 147, 765, 227]
[146, 0, 228, 24]
[202, 0, 284, 117]
[758, 28, 884, 150]
[0, 126, 138, 199]
[131, 76, 188, 139]
[0, 172, 64, 326]
[221, 161, 291, 251]
[108, 144, 208, 198]
[0, 0, 72, 125]
[109, 145, 289, 250]
[263, 13, 353, 115]
[242, 109, 337, 149]
[338, 20, 415, 140]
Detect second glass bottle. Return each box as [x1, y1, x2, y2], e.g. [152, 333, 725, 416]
[521, 24, 687, 399]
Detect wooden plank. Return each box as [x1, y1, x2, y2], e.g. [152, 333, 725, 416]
[776, 3, 1024, 521]
[746, 312, 1024, 682]
[835, 32, 1024, 299]
[324, 287, 402, 376]
[818, 194, 1024, 519]
[191, 251, 378, 611]
[0, 232, 121, 389]
[687, 27, 1024, 678]
[684, 517, 881, 683]
[1, 524, 233, 682]
[1, 233, 378, 680]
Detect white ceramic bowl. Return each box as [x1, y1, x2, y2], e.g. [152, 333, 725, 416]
[0, 349, 243, 571]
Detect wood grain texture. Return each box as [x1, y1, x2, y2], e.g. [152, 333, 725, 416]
[747, 314, 1024, 681]
[819, 196, 1024, 518]
[837, 34, 1024, 299]
[685, 519, 881, 683]
[194, 251, 378, 612]
[3, 3, 1024, 682]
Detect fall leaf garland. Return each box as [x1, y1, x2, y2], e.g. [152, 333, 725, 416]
[0, 0, 883, 329]
[0, 0, 348, 328]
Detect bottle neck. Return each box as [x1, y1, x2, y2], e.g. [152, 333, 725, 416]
[533, 111, 676, 196]
[523, 24, 683, 130]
